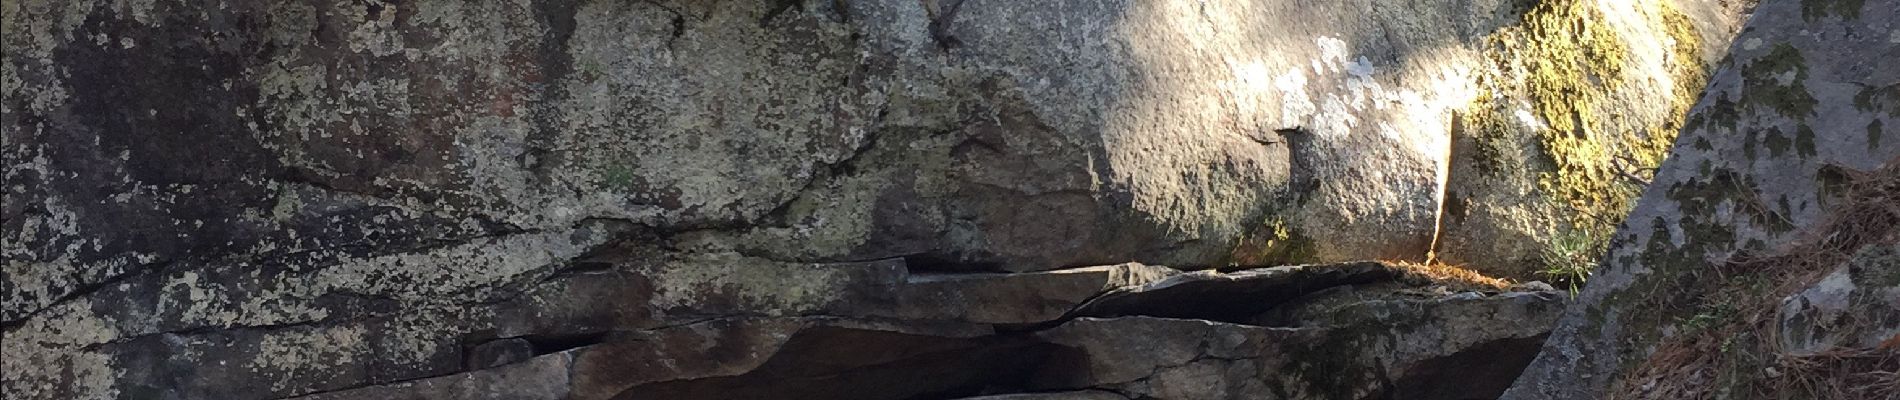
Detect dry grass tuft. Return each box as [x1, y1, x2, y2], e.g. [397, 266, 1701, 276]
[1616, 158, 1900, 400]
[1772, 347, 1900, 399]
[1383, 260, 1516, 292]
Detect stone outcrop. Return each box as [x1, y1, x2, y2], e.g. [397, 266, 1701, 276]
[1, 0, 1751, 398]
[1504, 0, 1900, 397]
[1037, 291, 1561, 400]
[260, 261, 1560, 400]
[1433, 0, 1749, 277]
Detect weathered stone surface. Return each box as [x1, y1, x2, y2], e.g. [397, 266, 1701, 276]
[1034, 290, 1564, 400]
[1774, 244, 1900, 357]
[1433, 0, 1749, 278]
[2, 0, 1720, 397]
[1504, 0, 1900, 397]
[296, 317, 1011, 400]
[1067, 261, 1397, 321]
[0, 247, 1171, 399]
[953, 391, 1130, 400]
[264, 264, 1562, 400]
[296, 353, 575, 400]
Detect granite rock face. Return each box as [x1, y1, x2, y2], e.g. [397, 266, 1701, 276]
[1433, 0, 1748, 277]
[3, 0, 1740, 398]
[1035, 291, 1562, 400]
[1504, 0, 1900, 397]
[260, 262, 1566, 400]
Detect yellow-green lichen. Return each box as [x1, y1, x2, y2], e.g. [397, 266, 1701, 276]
[1462, 90, 1528, 178]
[1495, 0, 1702, 228]
[1229, 214, 1318, 266]
[1511, 0, 1629, 136]
[1444, 0, 1712, 277]
[1660, 3, 1712, 123]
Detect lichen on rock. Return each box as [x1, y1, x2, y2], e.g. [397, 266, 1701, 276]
[1505, 0, 1900, 397]
[1435, 0, 1739, 279]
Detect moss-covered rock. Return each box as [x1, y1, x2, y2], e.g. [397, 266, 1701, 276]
[1434, 0, 1742, 279]
[1504, 0, 1900, 397]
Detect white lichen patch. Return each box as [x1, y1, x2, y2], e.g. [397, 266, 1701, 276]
[249, 324, 367, 393]
[313, 226, 612, 303]
[3, 193, 156, 321]
[2, 298, 124, 399]
[649, 253, 883, 315]
[552, 0, 869, 226]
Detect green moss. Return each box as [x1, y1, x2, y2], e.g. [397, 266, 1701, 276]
[1816, 165, 1854, 200]
[1614, 210, 1741, 360]
[1801, 0, 1866, 22]
[1870, 119, 1885, 148]
[1738, 43, 1817, 119]
[1795, 124, 1818, 158]
[1614, 216, 1722, 354]
[1667, 169, 1790, 233]
[1660, 2, 1709, 116]
[1685, 112, 1707, 133]
[1464, 93, 1522, 177]
[1708, 96, 1742, 132]
[1847, 245, 1900, 287]
[1230, 214, 1319, 266]
[601, 164, 638, 189]
[1510, 0, 1639, 223]
[1762, 127, 1792, 157]
[1743, 129, 1760, 159]
[1853, 84, 1900, 117]
[1261, 219, 1318, 263]
[1662, 170, 1742, 231]
[1508, 0, 1705, 231]
[1448, 0, 1711, 276]
[1678, 297, 1739, 334]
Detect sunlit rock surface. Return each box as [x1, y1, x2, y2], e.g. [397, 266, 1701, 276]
[4, 0, 1742, 398]
[1505, 0, 1900, 397]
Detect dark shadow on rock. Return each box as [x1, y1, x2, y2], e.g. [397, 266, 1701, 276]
[612, 327, 1059, 400]
[1377, 334, 1550, 400]
[1066, 261, 1397, 323]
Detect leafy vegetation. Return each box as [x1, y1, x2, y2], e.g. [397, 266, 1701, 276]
[1537, 228, 1606, 293]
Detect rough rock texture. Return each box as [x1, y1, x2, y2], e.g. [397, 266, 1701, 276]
[1067, 261, 1398, 320]
[1774, 244, 1900, 359]
[1503, 0, 1900, 397]
[1, 0, 1735, 398]
[1036, 292, 1562, 400]
[271, 262, 1565, 400]
[1432, 0, 1749, 278]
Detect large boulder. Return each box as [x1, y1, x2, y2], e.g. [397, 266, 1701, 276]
[1033, 291, 1562, 400]
[230, 262, 1566, 400]
[1433, 0, 1749, 278]
[1, 0, 1734, 398]
[1504, 0, 1900, 397]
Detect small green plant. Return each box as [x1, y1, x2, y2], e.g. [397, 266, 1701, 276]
[1679, 298, 1738, 334]
[1538, 228, 1606, 293]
